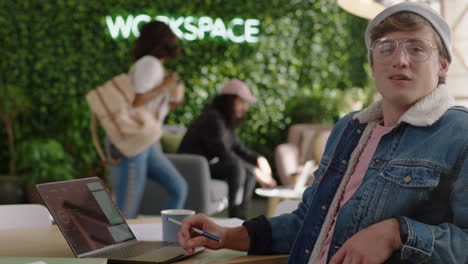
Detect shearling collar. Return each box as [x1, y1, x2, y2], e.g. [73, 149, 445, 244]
[354, 85, 455, 127]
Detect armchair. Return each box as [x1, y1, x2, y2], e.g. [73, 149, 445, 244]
[275, 124, 333, 186]
[139, 153, 229, 216]
[138, 131, 229, 216]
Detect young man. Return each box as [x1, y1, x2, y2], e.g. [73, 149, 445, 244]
[177, 2, 468, 263]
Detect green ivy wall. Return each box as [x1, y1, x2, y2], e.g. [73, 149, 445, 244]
[0, 0, 369, 178]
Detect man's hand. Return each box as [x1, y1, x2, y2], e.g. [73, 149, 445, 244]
[177, 213, 250, 254]
[329, 218, 403, 264]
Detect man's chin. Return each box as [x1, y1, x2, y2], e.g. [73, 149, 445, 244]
[385, 95, 419, 109]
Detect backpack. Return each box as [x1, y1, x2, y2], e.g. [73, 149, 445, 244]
[86, 74, 161, 165]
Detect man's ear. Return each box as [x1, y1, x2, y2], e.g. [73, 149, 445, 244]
[370, 62, 376, 79]
[439, 58, 450, 77]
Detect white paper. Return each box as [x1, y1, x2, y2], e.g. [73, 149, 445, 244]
[129, 218, 244, 241]
[213, 217, 244, 228]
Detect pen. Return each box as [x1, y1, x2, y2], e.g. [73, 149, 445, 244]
[168, 217, 221, 242]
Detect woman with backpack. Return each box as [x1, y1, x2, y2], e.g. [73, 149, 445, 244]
[108, 21, 188, 219]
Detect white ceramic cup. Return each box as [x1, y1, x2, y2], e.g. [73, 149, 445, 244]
[161, 209, 195, 242]
[169, 82, 185, 103]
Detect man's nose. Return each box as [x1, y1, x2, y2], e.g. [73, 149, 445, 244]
[391, 46, 410, 68]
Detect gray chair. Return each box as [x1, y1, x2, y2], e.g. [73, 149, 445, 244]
[138, 153, 229, 216]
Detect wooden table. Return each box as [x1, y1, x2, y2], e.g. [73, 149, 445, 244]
[0, 217, 288, 263]
[254, 188, 302, 217]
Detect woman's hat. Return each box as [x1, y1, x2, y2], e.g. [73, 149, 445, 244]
[221, 79, 257, 103]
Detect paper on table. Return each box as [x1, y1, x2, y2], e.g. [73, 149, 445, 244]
[129, 218, 244, 241]
[214, 217, 244, 228]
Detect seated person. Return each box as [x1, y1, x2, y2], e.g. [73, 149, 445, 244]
[177, 3, 468, 263]
[178, 79, 277, 219]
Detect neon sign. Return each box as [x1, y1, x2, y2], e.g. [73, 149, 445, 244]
[105, 15, 260, 43]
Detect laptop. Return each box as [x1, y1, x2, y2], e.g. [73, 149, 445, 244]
[255, 160, 315, 199]
[36, 177, 203, 264]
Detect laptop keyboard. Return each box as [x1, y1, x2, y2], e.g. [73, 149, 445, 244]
[92, 241, 177, 259]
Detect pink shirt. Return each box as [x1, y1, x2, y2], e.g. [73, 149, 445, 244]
[317, 122, 393, 263]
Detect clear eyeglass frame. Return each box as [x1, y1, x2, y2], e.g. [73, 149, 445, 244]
[371, 37, 437, 64]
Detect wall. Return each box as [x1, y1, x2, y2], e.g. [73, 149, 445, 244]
[442, 0, 468, 106]
[0, 0, 369, 177]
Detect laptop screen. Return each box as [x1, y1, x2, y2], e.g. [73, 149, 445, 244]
[37, 177, 136, 255]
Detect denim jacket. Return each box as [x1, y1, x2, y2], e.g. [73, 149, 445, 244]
[245, 86, 468, 263]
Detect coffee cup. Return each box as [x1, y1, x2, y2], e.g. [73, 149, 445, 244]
[161, 209, 195, 242]
[169, 82, 185, 103]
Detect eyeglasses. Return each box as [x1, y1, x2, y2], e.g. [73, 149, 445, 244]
[371, 38, 436, 63]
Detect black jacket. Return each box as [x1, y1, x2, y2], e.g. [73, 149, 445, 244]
[177, 109, 259, 166]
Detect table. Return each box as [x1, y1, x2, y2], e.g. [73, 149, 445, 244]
[256, 160, 314, 217]
[0, 217, 288, 263]
[255, 188, 302, 217]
